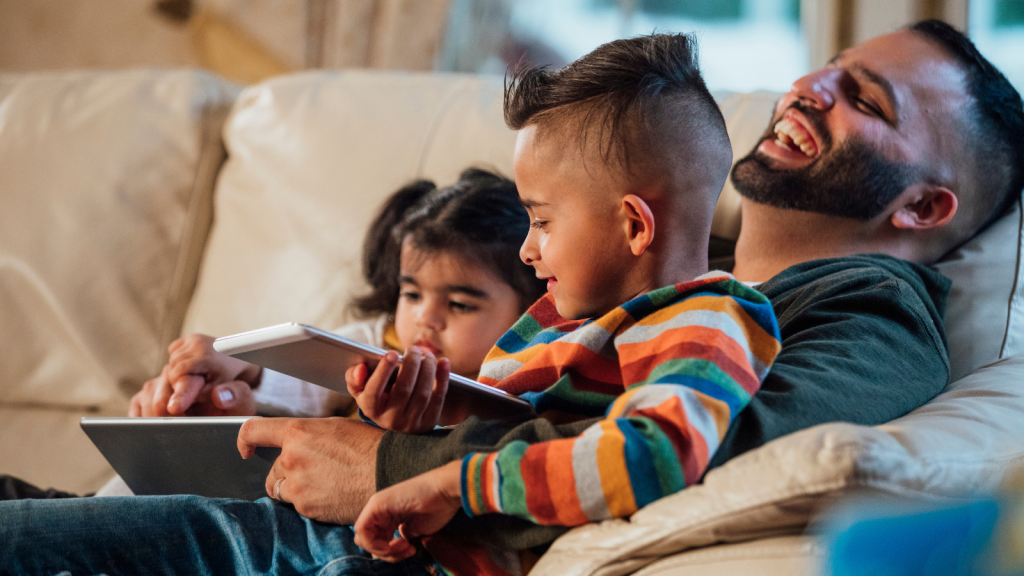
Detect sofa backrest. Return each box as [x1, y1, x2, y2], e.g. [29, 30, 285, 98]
[181, 72, 519, 336]
[0, 70, 238, 410]
[186, 73, 1024, 389]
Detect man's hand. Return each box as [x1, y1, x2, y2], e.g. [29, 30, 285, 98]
[353, 460, 463, 562]
[238, 417, 384, 525]
[345, 347, 450, 433]
[129, 334, 262, 417]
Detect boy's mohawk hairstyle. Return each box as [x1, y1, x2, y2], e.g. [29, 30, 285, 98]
[504, 33, 716, 167]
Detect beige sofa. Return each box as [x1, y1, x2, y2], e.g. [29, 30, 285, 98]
[2, 69, 1023, 575]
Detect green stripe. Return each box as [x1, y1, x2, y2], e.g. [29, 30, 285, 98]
[629, 358, 750, 404]
[495, 441, 536, 522]
[544, 373, 618, 408]
[628, 416, 687, 494]
[511, 314, 545, 344]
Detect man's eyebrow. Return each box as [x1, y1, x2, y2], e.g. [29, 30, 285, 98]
[849, 63, 900, 122]
[448, 285, 489, 298]
[520, 199, 549, 209]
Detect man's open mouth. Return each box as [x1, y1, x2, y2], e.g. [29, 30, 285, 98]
[771, 112, 820, 158]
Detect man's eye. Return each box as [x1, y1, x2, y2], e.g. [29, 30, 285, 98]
[854, 97, 881, 117]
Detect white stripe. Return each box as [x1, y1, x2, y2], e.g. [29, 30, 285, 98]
[571, 423, 612, 521]
[551, 322, 617, 356]
[616, 385, 723, 452]
[614, 308, 770, 380]
[677, 387, 722, 453]
[479, 358, 524, 381]
[489, 456, 503, 513]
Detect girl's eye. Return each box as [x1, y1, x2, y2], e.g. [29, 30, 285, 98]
[400, 291, 421, 302]
[530, 220, 548, 230]
[449, 301, 478, 313]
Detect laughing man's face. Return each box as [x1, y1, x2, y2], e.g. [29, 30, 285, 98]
[731, 29, 970, 221]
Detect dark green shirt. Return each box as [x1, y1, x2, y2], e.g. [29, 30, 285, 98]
[375, 254, 951, 549]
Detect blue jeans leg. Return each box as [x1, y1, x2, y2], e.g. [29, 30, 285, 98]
[0, 495, 432, 576]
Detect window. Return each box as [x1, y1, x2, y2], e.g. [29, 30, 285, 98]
[969, 0, 1024, 92]
[438, 0, 808, 93]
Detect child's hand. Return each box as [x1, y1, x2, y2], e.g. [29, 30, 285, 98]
[345, 347, 450, 433]
[129, 334, 262, 417]
[353, 460, 463, 562]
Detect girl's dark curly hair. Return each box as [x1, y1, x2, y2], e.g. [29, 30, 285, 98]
[351, 168, 545, 317]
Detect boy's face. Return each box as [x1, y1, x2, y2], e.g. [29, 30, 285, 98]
[514, 124, 647, 320]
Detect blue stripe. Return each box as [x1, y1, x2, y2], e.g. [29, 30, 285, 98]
[616, 419, 662, 509]
[519, 391, 614, 417]
[647, 374, 747, 418]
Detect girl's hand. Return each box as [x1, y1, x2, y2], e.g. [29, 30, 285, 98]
[130, 370, 258, 417]
[353, 460, 463, 562]
[128, 334, 262, 416]
[345, 347, 450, 433]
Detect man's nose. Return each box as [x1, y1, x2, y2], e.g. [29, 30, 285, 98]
[787, 68, 839, 111]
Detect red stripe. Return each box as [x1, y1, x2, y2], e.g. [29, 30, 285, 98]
[634, 398, 709, 483]
[521, 443, 560, 525]
[619, 329, 759, 392]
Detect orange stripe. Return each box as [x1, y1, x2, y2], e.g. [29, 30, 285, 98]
[466, 454, 483, 514]
[637, 296, 779, 367]
[546, 439, 589, 525]
[479, 453, 495, 513]
[596, 419, 637, 517]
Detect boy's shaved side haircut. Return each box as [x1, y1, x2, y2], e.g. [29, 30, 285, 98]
[504, 33, 731, 187]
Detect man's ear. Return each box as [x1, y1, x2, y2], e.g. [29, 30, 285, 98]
[890, 185, 958, 230]
[622, 194, 656, 256]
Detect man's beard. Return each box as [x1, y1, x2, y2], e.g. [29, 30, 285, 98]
[731, 109, 920, 221]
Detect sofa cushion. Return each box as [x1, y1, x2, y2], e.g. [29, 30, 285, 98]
[181, 72, 516, 337]
[532, 354, 1024, 576]
[0, 70, 238, 409]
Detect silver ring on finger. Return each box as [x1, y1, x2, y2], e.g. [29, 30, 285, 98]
[274, 478, 287, 503]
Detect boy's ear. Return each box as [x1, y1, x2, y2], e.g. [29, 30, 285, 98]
[622, 194, 655, 256]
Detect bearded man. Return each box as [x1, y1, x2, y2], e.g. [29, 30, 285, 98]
[1, 18, 1022, 576]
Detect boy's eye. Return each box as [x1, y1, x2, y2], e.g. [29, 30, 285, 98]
[530, 220, 548, 230]
[400, 290, 421, 302]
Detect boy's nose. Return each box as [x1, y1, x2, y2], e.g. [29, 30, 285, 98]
[520, 236, 539, 265]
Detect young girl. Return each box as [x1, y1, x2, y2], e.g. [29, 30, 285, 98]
[127, 168, 545, 424]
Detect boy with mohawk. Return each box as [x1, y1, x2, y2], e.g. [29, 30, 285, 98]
[352, 33, 782, 574]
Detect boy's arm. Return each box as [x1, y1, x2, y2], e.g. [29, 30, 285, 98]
[459, 285, 780, 526]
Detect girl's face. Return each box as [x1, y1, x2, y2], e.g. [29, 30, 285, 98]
[394, 242, 523, 377]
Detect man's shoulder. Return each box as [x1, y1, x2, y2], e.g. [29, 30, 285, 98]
[759, 254, 950, 312]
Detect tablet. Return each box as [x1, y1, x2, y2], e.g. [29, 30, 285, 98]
[80, 416, 278, 500]
[213, 323, 534, 426]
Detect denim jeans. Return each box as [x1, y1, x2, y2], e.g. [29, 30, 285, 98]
[0, 495, 434, 576]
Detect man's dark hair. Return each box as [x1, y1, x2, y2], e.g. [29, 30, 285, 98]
[504, 33, 729, 173]
[909, 19, 1024, 231]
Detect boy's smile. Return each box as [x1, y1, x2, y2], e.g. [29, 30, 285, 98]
[513, 123, 656, 320]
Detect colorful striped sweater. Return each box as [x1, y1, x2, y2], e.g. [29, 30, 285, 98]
[459, 272, 781, 525]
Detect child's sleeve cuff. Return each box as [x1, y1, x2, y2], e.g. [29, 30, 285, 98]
[461, 453, 500, 516]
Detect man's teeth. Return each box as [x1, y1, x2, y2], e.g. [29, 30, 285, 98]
[773, 119, 816, 157]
